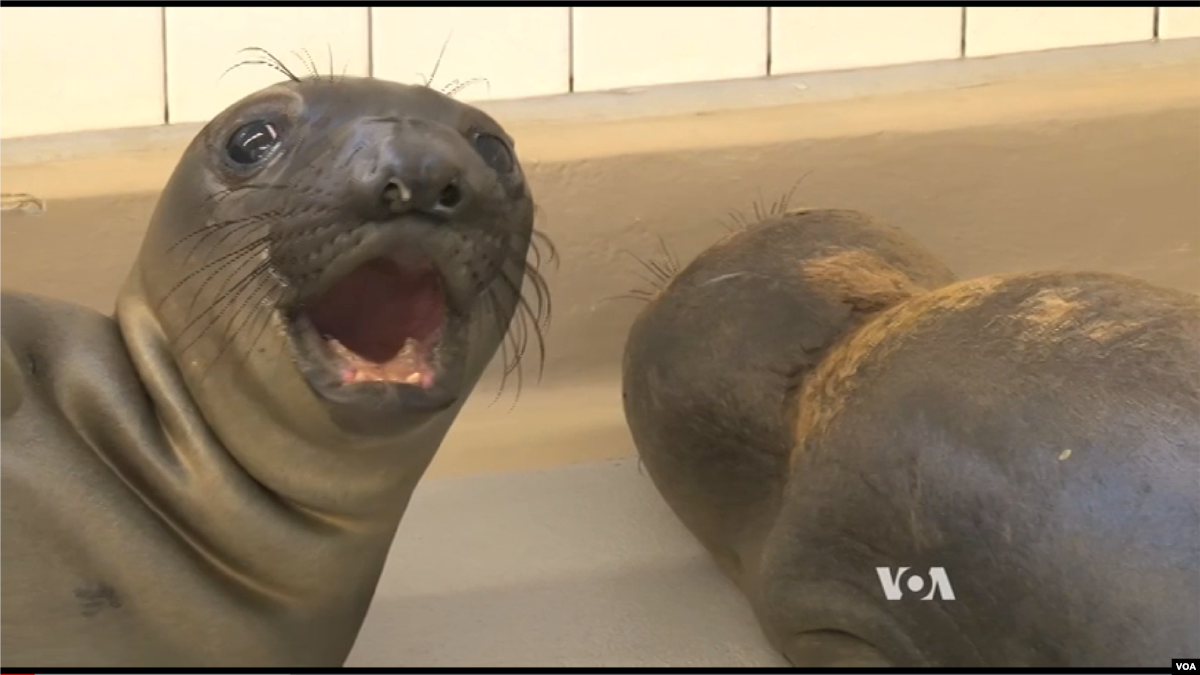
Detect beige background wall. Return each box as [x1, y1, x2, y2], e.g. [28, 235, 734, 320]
[3, 6, 1200, 138]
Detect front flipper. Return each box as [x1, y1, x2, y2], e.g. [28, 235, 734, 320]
[783, 630, 893, 667]
[2, 337, 24, 419]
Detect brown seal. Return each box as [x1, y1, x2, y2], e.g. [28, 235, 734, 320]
[621, 207, 1199, 666]
[1, 72, 551, 667]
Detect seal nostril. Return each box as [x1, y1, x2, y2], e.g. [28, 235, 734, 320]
[437, 182, 462, 210]
[382, 179, 412, 211]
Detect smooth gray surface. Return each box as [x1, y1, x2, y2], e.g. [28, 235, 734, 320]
[347, 458, 787, 667]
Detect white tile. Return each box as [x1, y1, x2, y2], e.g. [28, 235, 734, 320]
[0, 7, 163, 138]
[965, 7, 1155, 57]
[1160, 7, 1200, 40]
[371, 7, 569, 101]
[572, 7, 768, 92]
[165, 7, 369, 124]
[771, 7, 962, 75]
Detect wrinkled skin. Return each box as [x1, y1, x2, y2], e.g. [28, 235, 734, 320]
[1, 77, 538, 667]
[623, 208, 1200, 667]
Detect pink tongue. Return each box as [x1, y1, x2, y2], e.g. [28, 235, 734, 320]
[307, 258, 444, 363]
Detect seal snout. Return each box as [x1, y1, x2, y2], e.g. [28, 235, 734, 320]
[353, 123, 473, 223]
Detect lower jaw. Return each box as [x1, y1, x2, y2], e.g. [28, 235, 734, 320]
[286, 319, 468, 416]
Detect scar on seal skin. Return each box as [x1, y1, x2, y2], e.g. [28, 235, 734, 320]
[2, 50, 553, 667]
[621, 206, 1200, 667]
[75, 583, 122, 617]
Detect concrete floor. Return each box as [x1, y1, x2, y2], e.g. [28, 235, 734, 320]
[349, 457, 785, 667]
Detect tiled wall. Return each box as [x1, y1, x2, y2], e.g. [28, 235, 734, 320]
[1, 6, 1196, 139]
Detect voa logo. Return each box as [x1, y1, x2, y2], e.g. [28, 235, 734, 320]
[875, 566, 956, 601]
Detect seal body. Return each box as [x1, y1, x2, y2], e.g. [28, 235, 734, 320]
[621, 209, 1200, 667]
[2, 76, 541, 667]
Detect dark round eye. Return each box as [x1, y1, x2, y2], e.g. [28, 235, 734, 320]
[226, 120, 281, 166]
[473, 133, 514, 175]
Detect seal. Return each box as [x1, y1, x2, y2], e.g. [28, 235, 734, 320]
[1, 72, 551, 667]
[621, 208, 1200, 667]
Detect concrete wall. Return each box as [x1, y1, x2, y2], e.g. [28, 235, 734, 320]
[3, 6, 1200, 138]
[2, 41, 1198, 476]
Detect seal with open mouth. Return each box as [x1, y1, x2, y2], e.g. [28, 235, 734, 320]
[621, 207, 1199, 666]
[1, 71, 551, 667]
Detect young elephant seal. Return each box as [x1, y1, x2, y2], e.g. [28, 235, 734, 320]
[1, 76, 548, 667]
[622, 208, 1200, 667]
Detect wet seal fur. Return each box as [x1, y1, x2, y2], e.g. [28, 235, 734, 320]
[621, 208, 1199, 667]
[1, 74, 551, 667]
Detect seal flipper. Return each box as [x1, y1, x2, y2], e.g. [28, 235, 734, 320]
[783, 630, 893, 667]
[2, 336, 25, 419]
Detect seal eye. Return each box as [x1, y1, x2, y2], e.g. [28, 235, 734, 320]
[226, 120, 281, 166]
[472, 133, 514, 175]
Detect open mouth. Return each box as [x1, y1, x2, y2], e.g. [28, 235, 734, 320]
[301, 256, 445, 388]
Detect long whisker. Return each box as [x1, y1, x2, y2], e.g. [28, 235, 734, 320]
[482, 225, 556, 408]
[420, 32, 454, 88]
[159, 235, 273, 309]
[223, 53, 300, 84]
[294, 47, 319, 78]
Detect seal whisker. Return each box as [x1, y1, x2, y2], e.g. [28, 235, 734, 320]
[210, 238, 276, 304]
[172, 254, 272, 346]
[478, 225, 557, 406]
[222, 59, 299, 85]
[179, 248, 264, 325]
[619, 249, 671, 286]
[168, 212, 272, 256]
[204, 184, 291, 207]
[178, 213, 276, 264]
[443, 77, 491, 99]
[528, 215, 560, 271]
[721, 207, 751, 233]
[235, 47, 301, 82]
[519, 258, 554, 331]
[485, 304, 514, 408]
[767, 171, 812, 219]
[656, 236, 681, 277]
[420, 32, 454, 88]
[497, 264, 547, 376]
[159, 235, 272, 309]
[293, 48, 319, 79]
[752, 188, 767, 223]
[596, 293, 654, 305]
[200, 268, 281, 376]
[174, 261, 275, 356]
[717, 176, 813, 235]
[481, 281, 527, 409]
[480, 248, 553, 408]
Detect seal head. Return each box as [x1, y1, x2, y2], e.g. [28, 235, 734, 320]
[132, 76, 536, 439]
[622, 209, 956, 587]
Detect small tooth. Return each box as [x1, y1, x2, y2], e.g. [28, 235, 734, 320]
[398, 338, 420, 357]
[328, 338, 354, 358]
[404, 372, 422, 384]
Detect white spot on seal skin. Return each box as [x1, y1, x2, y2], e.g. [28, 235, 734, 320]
[0, 193, 46, 215]
[700, 272, 749, 287]
[1058, 449, 1073, 461]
